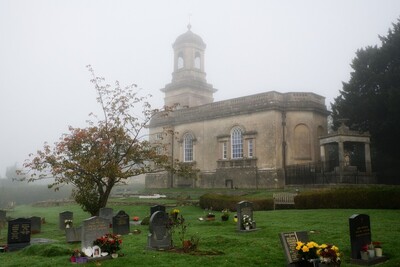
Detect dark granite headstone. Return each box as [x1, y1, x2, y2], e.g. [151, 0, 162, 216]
[237, 200, 256, 231]
[7, 218, 31, 251]
[0, 210, 6, 222]
[81, 216, 109, 249]
[112, 210, 130, 235]
[30, 216, 41, 234]
[349, 214, 371, 260]
[59, 211, 73, 230]
[99, 207, 114, 224]
[147, 211, 172, 250]
[0, 210, 6, 228]
[65, 226, 82, 243]
[279, 231, 309, 266]
[150, 205, 166, 217]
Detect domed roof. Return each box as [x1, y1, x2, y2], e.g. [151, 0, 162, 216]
[173, 24, 206, 48]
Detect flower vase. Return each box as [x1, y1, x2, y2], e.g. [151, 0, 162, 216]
[245, 226, 250, 230]
[368, 249, 375, 259]
[375, 247, 382, 257]
[111, 253, 118, 259]
[360, 251, 369, 260]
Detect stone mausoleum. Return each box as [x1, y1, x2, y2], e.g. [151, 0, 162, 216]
[145, 25, 329, 189]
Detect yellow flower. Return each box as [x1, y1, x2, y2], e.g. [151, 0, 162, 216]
[307, 241, 318, 248]
[320, 244, 327, 249]
[302, 246, 310, 253]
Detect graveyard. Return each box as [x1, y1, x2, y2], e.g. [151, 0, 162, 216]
[0, 189, 399, 267]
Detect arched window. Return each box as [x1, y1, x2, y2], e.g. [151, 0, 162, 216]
[231, 127, 243, 159]
[294, 124, 311, 159]
[183, 133, 194, 162]
[177, 52, 184, 69]
[194, 52, 201, 69]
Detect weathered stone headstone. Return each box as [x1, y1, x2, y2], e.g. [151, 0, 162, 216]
[147, 211, 172, 250]
[112, 210, 130, 235]
[7, 218, 31, 251]
[59, 211, 73, 230]
[150, 205, 166, 217]
[81, 216, 110, 249]
[65, 226, 82, 243]
[237, 200, 256, 231]
[279, 231, 309, 266]
[99, 207, 114, 225]
[30, 216, 41, 234]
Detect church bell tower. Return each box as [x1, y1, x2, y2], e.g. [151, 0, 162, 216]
[161, 24, 217, 108]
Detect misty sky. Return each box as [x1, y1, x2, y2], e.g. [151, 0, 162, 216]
[0, 0, 399, 177]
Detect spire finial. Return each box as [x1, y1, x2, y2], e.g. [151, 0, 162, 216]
[187, 13, 192, 31]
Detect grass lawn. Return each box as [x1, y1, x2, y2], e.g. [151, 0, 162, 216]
[0, 201, 399, 267]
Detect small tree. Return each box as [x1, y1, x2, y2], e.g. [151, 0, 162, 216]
[20, 66, 170, 215]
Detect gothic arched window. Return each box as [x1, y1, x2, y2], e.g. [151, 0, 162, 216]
[183, 133, 194, 162]
[231, 127, 243, 159]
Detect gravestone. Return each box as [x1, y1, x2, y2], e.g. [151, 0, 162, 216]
[99, 207, 114, 225]
[7, 218, 31, 251]
[349, 214, 371, 260]
[59, 211, 73, 230]
[81, 216, 109, 249]
[0, 210, 6, 228]
[30, 216, 41, 234]
[65, 226, 82, 243]
[147, 210, 172, 250]
[112, 210, 130, 235]
[150, 205, 166, 217]
[279, 231, 309, 266]
[349, 214, 388, 265]
[237, 200, 256, 231]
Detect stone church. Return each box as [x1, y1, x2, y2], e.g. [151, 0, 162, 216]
[145, 25, 329, 189]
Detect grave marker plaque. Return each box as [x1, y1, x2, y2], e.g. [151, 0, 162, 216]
[7, 218, 31, 251]
[81, 216, 109, 249]
[30, 216, 41, 234]
[279, 231, 308, 265]
[147, 211, 172, 250]
[59, 211, 73, 230]
[112, 210, 130, 235]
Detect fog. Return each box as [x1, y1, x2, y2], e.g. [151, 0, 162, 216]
[1, 0, 399, 177]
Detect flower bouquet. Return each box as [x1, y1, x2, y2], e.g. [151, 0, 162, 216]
[93, 233, 122, 254]
[241, 214, 254, 230]
[296, 241, 319, 261]
[318, 244, 341, 266]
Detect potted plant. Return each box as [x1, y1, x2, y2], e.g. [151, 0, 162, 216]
[170, 209, 180, 221]
[367, 243, 375, 258]
[360, 245, 369, 260]
[296, 241, 319, 266]
[318, 244, 341, 266]
[373, 241, 382, 257]
[221, 209, 230, 221]
[206, 212, 215, 221]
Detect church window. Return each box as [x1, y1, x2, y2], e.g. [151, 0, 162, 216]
[222, 142, 227, 159]
[183, 133, 194, 162]
[248, 139, 254, 158]
[178, 53, 184, 69]
[194, 52, 201, 69]
[231, 127, 243, 159]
